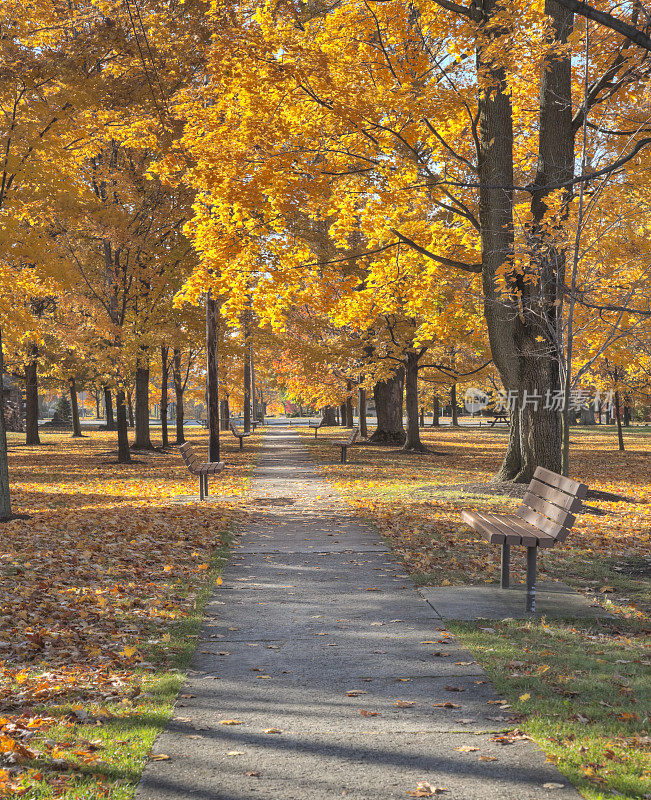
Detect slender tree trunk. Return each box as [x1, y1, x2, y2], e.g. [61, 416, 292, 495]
[431, 395, 440, 427]
[450, 384, 459, 427]
[340, 402, 347, 426]
[115, 389, 131, 462]
[358, 389, 368, 438]
[243, 335, 251, 433]
[251, 343, 257, 422]
[345, 382, 354, 427]
[69, 377, 82, 437]
[160, 345, 169, 449]
[133, 362, 153, 449]
[25, 351, 40, 445]
[615, 390, 625, 451]
[370, 369, 406, 445]
[419, 407, 425, 427]
[403, 354, 426, 452]
[322, 405, 337, 426]
[206, 292, 220, 462]
[623, 399, 631, 427]
[104, 387, 116, 430]
[95, 390, 100, 419]
[127, 390, 134, 428]
[0, 324, 12, 520]
[173, 349, 185, 445]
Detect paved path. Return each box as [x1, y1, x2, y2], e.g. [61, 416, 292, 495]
[137, 428, 579, 800]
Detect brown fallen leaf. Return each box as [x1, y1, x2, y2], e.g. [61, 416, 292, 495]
[479, 756, 498, 762]
[263, 727, 282, 734]
[359, 709, 378, 717]
[432, 702, 460, 709]
[394, 700, 415, 708]
[454, 745, 479, 752]
[247, 771, 262, 777]
[444, 686, 466, 692]
[365, 587, 380, 591]
[151, 754, 171, 761]
[225, 751, 245, 756]
[346, 691, 368, 697]
[219, 720, 244, 726]
[406, 781, 447, 796]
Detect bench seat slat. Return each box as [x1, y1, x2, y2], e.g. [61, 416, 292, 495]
[461, 510, 507, 544]
[482, 513, 556, 547]
[534, 466, 588, 499]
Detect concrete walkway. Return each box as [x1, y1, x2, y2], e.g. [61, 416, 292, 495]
[137, 428, 579, 800]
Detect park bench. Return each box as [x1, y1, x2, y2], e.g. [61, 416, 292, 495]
[230, 421, 252, 450]
[309, 417, 327, 438]
[179, 442, 225, 501]
[461, 466, 588, 612]
[332, 426, 359, 463]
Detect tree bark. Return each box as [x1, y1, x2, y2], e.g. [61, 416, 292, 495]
[403, 353, 426, 451]
[115, 389, 131, 462]
[615, 390, 625, 451]
[104, 387, 116, 430]
[25, 349, 40, 445]
[69, 377, 82, 437]
[127, 390, 134, 428]
[370, 369, 406, 445]
[450, 384, 459, 427]
[339, 402, 347, 426]
[160, 345, 169, 449]
[323, 405, 337, 425]
[206, 292, 220, 461]
[358, 389, 368, 438]
[431, 395, 440, 427]
[0, 324, 12, 520]
[173, 349, 185, 444]
[345, 382, 354, 427]
[133, 363, 153, 449]
[243, 334, 251, 433]
[220, 398, 230, 430]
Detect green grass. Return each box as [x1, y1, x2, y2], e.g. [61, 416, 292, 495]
[21, 540, 232, 799]
[450, 618, 650, 800]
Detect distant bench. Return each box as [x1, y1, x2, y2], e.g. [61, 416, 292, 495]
[461, 466, 588, 612]
[230, 421, 252, 450]
[309, 417, 326, 438]
[179, 442, 225, 500]
[332, 426, 359, 463]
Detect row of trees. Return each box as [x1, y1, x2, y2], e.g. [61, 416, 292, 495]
[1, 0, 650, 519]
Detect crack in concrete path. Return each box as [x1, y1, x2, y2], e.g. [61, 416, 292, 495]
[136, 428, 580, 800]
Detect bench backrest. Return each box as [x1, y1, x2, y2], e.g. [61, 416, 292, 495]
[230, 421, 243, 436]
[516, 466, 588, 542]
[348, 426, 359, 445]
[179, 442, 199, 469]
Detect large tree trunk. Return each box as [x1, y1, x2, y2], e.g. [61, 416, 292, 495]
[370, 369, 406, 445]
[25, 350, 40, 445]
[358, 389, 368, 438]
[339, 402, 347, 426]
[133, 362, 153, 449]
[69, 377, 82, 438]
[206, 292, 220, 462]
[115, 389, 131, 462]
[220, 398, 230, 430]
[322, 405, 337, 425]
[173, 349, 185, 445]
[104, 387, 116, 430]
[0, 324, 12, 520]
[160, 346, 169, 449]
[403, 353, 426, 452]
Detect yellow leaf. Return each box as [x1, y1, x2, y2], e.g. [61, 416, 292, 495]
[216, 576, 223, 586]
[519, 693, 531, 702]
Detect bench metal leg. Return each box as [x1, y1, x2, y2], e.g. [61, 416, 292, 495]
[239, 437, 244, 450]
[314, 427, 318, 439]
[501, 544, 510, 588]
[341, 446, 347, 463]
[526, 546, 537, 613]
[199, 475, 205, 501]
[204, 474, 209, 497]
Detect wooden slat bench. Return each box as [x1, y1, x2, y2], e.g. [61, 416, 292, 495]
[179, 442, 225, 501]
[461, 466, 588, 612]
[230, 421, 252, 450]
[332, 426, 359, 463]
[309, 417, 327, 438]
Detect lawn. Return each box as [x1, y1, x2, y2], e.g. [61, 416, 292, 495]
[0, 427, 260, 798]
[301, 423, 650, 800]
